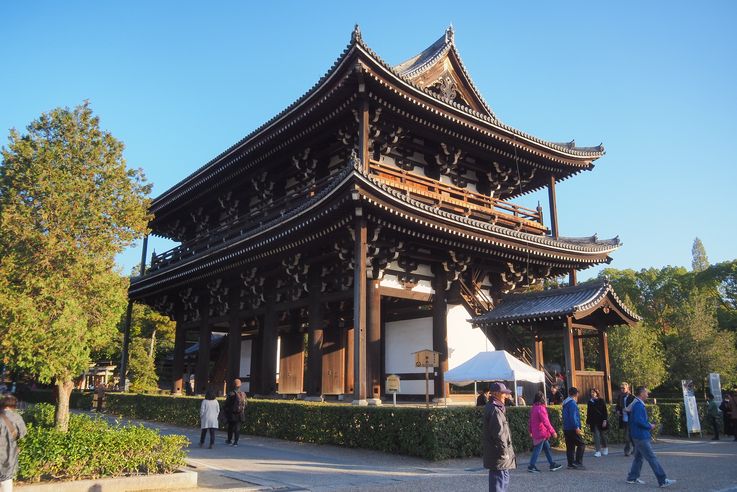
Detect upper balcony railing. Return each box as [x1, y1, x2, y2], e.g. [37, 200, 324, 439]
[368, 160, 547, 235]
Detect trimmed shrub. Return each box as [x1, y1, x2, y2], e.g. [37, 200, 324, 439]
[105, 394, 665, 460]
[18, 403, 187, 483]
[16, 389, 94, 410]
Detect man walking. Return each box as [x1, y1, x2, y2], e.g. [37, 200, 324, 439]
[706, 393, 720, 440]
[0, 395, 27, 492]
[562, 387, 585, 469]
[616, 382, 636, 456]
[626, 386, 676, 487]
[223, 378, 247, 447]
[483, 382, 516, 491]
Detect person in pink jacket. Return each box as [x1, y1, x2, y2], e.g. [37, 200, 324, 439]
[528, 391, 563, 472]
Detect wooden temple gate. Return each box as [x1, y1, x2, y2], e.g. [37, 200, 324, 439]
[126, 26, 630, 403]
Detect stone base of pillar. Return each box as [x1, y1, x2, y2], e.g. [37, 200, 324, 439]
[432, 397, 452, 405]
[304, 396, 324, 402]
[367, 398, 382, 406]
[351, 399, 369, 406]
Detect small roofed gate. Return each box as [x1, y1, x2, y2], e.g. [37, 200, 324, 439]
[471, 280, 641, 403]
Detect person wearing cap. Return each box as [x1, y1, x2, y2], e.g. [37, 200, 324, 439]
[482, 382, 516, 491]
[562, 386, 585, 469]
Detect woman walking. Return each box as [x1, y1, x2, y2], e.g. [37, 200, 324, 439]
[586, 388, 609, 457]
[527, 391, 563, 473]
[199, 387, 220, 449]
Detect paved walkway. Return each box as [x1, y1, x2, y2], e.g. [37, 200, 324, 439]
[106, 415, 737, 492]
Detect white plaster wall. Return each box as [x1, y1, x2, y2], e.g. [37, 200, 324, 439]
[385, 317, 435, 394]
[447, 304, 494, 370]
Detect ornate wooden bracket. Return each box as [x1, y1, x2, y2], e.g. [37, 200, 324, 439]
[442, 250, 471, 291]
[485, 161, 536, 197]
[153, 295, 175, 319]
[207, 278, 230, 317]
[435, 143, 467, 188]
[179, 288, 200, 323]
[396, 251, 419, 289]
[190, 207, 209, 237]
[251, 171, 274, 207]
[240, 267, 265, 310]
[292, 148, 318, 186]
[217, 191, 240, 224]
[500, 262, 553, 293]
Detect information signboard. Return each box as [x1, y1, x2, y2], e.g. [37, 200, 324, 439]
[681, 379, 702, 436]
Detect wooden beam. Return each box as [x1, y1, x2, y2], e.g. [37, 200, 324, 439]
[432, 267, 449, 400]
[352, 215, 368, 402]
[171, 318, 185, 395]
[569, 269, 577, 286]
[378, 286, 433, 302]
[359, 97, 370, 172]
[367, 279, 381, 399]
[563, 316, 576, 391]
[575, 328, 586, 371]
[306, 270, 324, 397]
[599, 328, 613, 403]
[534, 335, 545, 373]
[259, 286, 278, 395]
[548, 174, 559, 239]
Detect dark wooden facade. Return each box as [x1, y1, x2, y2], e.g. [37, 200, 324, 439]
[129, 27, 623, 403]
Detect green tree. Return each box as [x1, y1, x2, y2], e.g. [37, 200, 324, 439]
[691, 237, 709, 272]
[0, 104, 150, 430]
[608, 323, 667, 390]
[666, 290, 736, 389]
[128, 337, 159, 393]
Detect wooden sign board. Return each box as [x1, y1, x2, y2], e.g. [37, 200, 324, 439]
[413, 349, 439, 368]
[386, 374, 401, 393]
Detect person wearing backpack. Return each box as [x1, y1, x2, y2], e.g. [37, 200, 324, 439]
[224, 379, 247, 447]
[0, 394, 27, 492]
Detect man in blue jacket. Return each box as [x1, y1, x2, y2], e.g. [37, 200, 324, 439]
[562, 387, 585, 469]
[626, 386, 676, 487]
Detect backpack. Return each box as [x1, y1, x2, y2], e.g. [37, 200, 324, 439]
[235, 391, 246, 415]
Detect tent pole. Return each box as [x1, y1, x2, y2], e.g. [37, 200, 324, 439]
[514, 378, 518, 406]
[543, 377, 547, 403]
[474, 381, 477, 398]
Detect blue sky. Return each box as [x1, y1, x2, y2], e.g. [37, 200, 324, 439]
[1, 1, 735, 279]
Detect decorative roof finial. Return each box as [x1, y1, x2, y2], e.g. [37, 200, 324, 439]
[352, 24, 363, 43]
[445, 23, 455, 43]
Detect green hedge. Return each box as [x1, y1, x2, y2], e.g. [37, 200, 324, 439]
[105, 394, 666, 460]
[16, 389, 94, 410]
[18, 403, 187, 483]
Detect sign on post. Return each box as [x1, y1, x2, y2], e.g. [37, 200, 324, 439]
[709, 373, 722, 405]
[386, 374, 400, 406]
[681, 380, 702, 436]
[412, 349, 439, 408]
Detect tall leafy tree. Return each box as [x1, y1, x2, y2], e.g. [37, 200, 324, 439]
[608, 323, 667, 390]
[691, 237, 709, 272]
[0, 103, 150, 430]
[128, 337, 159, 393]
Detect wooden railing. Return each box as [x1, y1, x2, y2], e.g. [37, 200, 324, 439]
[368, 161, 547, 234]
[149, 173, 338, 272]
[459, 278, 493, 316]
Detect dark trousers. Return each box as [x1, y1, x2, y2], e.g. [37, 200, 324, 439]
[488, 469, 509, 492]
[200, 428, 215, 446]
[622, 421, 634, 454]
[563, 430, 585, 465]
[227, 421, 240, 444]
[709, 416, 720, 439]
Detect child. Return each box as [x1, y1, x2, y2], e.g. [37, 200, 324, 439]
[199, 387, 220, 448]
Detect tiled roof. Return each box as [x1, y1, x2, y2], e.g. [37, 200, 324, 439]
[471, 280, 641, 326]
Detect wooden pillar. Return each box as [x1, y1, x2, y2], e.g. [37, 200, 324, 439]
[259, 288, 278, 395]
[575, 329, 586, 371]
[432, 267, 449, 400]
[171, 321, 186, 394]
[533, 335, 545, 372]
[352, 214, 368, 403]
[563, 316, 576, 391]
[569, 269, 577, 286]
[548, 175, 559, 239]
[599, 328, 613, 403]
[279, 314, 305, 394]
[226, 316, 241, 392]
[367, 279, 381, 400]
[344, 322, 355, 394]
[195, 312, 211, 394]
[306, 274, 324, 397]
[249, 329, 262, 394]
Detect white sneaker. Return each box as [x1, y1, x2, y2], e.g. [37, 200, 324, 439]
[594, 451, 602, 457]
[627, 478, 646, 484]
[603, 448, 609, 456]
[660, 479, 676, 488]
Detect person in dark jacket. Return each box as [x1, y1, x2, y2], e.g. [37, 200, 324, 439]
[477, 387, 490, 407]
[548, 385, 563, 405]
[586, 388, 609, 457]
[562, 387, 585, 469]
[223, 378, 247, 446]
[706, 393, 721, 440]
[719, 392, 733, 437]
[483, 382, 516, 492]
[615, 381, 636, 456]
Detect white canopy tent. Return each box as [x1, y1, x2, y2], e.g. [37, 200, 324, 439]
[444, 350, 546, 405]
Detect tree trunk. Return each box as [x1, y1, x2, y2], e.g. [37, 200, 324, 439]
[55, 378, 74, 432]
[148, 329, 157, 359]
